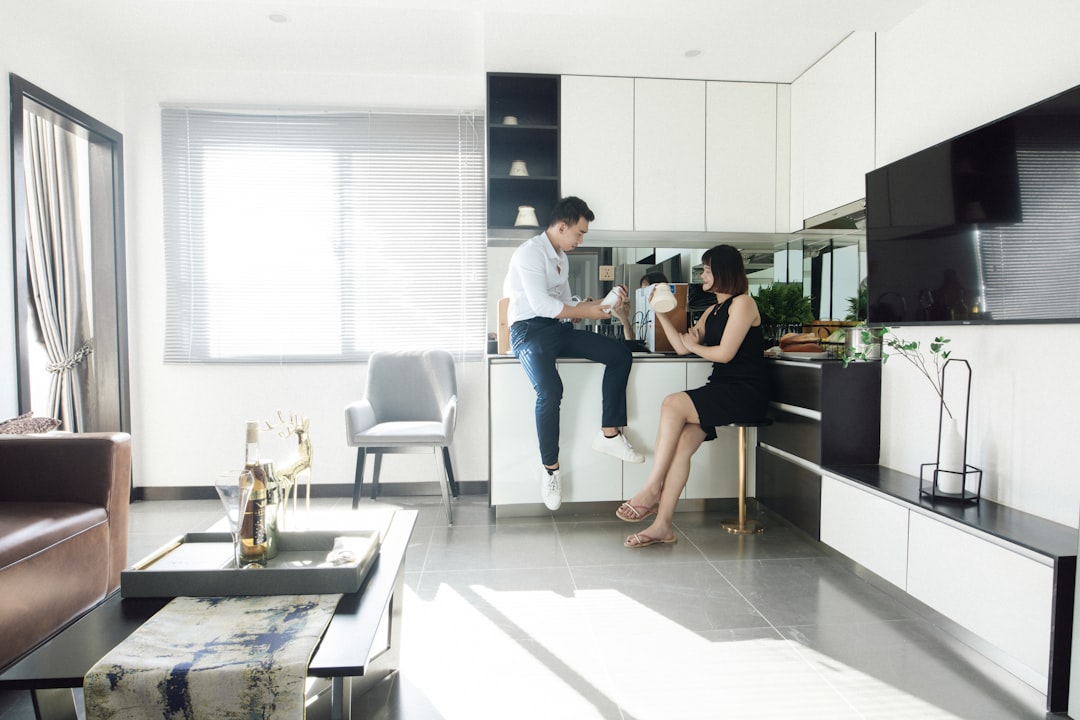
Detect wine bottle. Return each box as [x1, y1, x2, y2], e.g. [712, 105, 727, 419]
[261, 460, 280, 561]
[239, 421, 269, 566]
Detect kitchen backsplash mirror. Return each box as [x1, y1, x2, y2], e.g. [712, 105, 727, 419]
[487, 234, 866, 335]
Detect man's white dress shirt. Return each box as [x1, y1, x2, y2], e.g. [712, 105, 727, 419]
[502, 231, 577, 325]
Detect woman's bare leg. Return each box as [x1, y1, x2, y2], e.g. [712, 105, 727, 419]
[627, 424, 706, 545]
[619, 391, 700, 514]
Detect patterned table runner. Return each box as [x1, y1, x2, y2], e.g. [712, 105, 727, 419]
[84, 594, 341, 720]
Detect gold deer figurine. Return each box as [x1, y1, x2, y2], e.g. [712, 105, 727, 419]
[264, 411, 312, 524]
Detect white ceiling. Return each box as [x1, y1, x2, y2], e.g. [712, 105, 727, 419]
[35, 0, 928, 83]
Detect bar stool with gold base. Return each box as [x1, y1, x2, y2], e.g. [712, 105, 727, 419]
[722, 419, 772, 535]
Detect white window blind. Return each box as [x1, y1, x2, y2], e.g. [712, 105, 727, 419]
[162, 108, 486, 362]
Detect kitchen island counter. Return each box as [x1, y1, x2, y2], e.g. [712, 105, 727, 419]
[488, 354, 740, 509]
[488, 352, 702, 361]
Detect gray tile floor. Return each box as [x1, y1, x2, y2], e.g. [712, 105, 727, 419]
[0, 495, 1053, 719]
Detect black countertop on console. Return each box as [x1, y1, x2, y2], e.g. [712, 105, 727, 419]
[825, 463, 1077, 560]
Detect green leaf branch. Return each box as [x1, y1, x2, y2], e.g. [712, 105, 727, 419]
[842, 327, 954, 418]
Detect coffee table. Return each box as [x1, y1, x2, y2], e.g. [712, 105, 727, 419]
[0, 509, 417, 720]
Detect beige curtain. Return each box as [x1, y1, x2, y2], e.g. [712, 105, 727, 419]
[23, 110, 93, 431]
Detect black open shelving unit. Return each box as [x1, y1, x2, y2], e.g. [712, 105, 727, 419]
[487, 73, 560, 231]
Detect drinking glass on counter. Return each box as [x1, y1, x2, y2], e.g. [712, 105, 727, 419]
[214, 470, 254, 569]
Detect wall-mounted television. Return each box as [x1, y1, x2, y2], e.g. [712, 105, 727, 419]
[865, 82, 1080, 325]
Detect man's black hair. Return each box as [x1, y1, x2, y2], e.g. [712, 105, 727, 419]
[548, 196, 595, 226]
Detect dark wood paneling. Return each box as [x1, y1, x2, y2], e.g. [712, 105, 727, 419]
[756, 447, 821, 539]
[759, 360, 881, 540]
[820, 363, 881, 465]
[767, 362, 822, 410]
[486, 73, 560, 231]
[759, 410, 821, 464]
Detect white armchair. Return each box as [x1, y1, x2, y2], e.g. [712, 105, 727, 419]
[345, 350, 459, 523]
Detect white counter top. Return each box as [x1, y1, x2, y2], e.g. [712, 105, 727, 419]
[487, 353, 712, 363]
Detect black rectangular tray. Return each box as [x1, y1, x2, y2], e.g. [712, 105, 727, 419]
[120, 530, 380, 597]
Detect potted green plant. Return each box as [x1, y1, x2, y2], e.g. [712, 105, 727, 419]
[752, 282, 814, 345]
[845, 284, 868, 322]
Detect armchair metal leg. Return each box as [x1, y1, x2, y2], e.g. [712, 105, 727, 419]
[352, 448, 367, 509]
[370, 453, 383, 500]
[442, 446, 459, 498]
[436, 449, 454, 526]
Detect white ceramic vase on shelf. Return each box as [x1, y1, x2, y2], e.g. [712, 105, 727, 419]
[514, 205, 539, 227]
[937, 414, 966, 494]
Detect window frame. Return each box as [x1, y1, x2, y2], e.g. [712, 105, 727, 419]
[161, 107, 487, 363]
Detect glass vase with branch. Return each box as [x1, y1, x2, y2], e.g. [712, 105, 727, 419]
[844, 327, 977, 498]
[841, 327, 954, 418]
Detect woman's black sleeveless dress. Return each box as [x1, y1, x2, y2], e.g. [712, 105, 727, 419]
[684, 295, 770, 441]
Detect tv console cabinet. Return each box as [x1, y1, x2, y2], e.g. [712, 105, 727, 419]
[758, 358, 1076, 712]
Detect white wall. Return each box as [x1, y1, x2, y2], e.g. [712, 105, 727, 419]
[872, 0, 1080, 526]
[5, 1, 1080, 524]
[0, 5, 126, 418]
[120, 67, 487, 490]
[1, 0, 489, 490]
[789, 31, 876, 226]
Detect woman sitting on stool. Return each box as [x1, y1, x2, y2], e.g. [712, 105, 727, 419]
[616, 245, 769, 547]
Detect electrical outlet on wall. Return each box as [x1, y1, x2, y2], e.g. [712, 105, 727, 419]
[599, 265, 615, 281]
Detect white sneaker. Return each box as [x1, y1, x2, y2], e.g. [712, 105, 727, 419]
[541, 468, 562, 510]
[591, 431, 645, 463]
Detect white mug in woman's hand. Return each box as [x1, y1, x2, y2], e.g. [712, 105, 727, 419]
[648, 283, 677, 313]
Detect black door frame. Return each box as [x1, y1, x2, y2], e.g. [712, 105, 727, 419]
[8, 74, 130, 434]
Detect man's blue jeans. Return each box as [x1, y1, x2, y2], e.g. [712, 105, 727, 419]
[509, 318, 632, 467]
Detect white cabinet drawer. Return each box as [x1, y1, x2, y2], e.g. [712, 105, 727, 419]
[820, 476, 909, 589]
[489, 363, 544, 505]
[907, 512, 1053, 682]
[558, 363, 625, 502]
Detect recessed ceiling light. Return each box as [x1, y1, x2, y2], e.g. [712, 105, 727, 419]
[685, 49, 702, 58]
[269, 13, 288, 23]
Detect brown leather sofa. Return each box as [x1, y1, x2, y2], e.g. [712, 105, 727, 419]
[0, 432, 131, 671]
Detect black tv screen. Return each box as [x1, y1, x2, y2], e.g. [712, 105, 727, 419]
[866, 83, 1080, 325]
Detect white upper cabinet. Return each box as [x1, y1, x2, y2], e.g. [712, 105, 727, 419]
[560, 75, 635, 231]
[560, 75, 787, 233]
[706, 81, 779, 233]
[790, 31, 876, 226]
[634, 78, 707, 231]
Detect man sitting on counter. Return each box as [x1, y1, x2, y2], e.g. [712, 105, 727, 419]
[502, 196, 646, 512]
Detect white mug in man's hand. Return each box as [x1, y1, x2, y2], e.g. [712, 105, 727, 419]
[600, 285, 626, 313]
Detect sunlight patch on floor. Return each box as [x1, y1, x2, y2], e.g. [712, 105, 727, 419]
[400, 583, 966, 720]
[403, 584, 612, 718]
